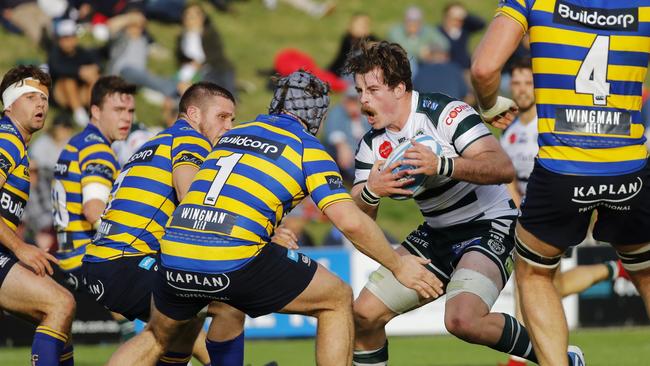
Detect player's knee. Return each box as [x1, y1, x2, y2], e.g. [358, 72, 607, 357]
[353, 300, 388, 332]
[331, 282, 353, 310]
[444, 313, 481, 343]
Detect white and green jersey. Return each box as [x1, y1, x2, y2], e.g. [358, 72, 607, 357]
[354, 91, 516, 228]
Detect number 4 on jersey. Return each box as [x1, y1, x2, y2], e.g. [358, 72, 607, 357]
[575, 35, 611, 106]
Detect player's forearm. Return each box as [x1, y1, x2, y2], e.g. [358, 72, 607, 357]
[351, 183, 379, 220]
[451, 152, 514, 185]
[343, 212, 399, 272]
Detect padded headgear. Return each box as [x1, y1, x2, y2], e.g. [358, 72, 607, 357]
[269, 71, 330, 135]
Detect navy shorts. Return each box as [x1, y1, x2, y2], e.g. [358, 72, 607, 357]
[520, 160, 650, 249]
[82, 255, 159, 321]
[401, 217, 516, 287]
[154, 243, 317, 321]
[0, 246, 18, 288]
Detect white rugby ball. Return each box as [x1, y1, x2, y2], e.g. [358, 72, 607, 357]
[384, 134, 443, 200]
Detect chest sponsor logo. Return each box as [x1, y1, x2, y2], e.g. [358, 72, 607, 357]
[84, 163, 114, 180]
[54, 161, 70, 177]
[554, 1, 638, 32]
[125, 144, 158, 166]
[170, 205, 238, 234]
[165, 269, 230, 294]
[0, 188, 26, 226]
[218, 135, 285, 159]
[555, 108, 631, 136]
[445, 103, 473, 125]
[326, 175, 344, 190]
[379, 141, 392, 158]
[573, 177, 642, 204]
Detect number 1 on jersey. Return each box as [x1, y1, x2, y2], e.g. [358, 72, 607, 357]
[204, 153, 243, 205]
[576, 35, 611, 106]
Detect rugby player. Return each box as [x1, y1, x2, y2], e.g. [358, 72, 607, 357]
[472, 1, 650, 365]
[82, 82, 238, 366]
[0, 65, 76, 366]
[104, 70, 441, 366]
[346, 40, 573, 366]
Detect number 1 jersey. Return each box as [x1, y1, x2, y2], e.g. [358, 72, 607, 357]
[498, 0, 650, 175]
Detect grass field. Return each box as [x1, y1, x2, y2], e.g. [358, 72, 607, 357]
[1, 327, 649, 365]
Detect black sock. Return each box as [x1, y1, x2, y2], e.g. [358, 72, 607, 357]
[353, 341, 388, 366]
[492, 313, 538, 363]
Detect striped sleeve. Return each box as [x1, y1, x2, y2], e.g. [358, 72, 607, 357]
[0, 132, 22, 180]
[438, 100, 492, 155]
[302, 138, 351, 211]
[79, 143, 119, 187]
[353, 132, 375, 185]
[496, 0, 530, 32]
[171, 133, 211, 170]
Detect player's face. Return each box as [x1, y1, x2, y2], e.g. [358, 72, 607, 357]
[355, 68, 401, 130]
[201, 95, 235, 145]
[94, 92, 135, 142]
[7, 92, 49, 133]
[510, 68, 535, 112]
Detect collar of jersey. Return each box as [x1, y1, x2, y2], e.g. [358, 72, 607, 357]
[84, 123, 110, 144]
[0, 115, 25, 146]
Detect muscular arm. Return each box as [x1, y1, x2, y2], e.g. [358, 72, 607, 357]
[173, 164, 200, 201]
[452, 135, 515, 184]
[470, 15, 524, 111]
[350, 182, 379, 220]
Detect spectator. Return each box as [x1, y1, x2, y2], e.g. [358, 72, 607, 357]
[387, 5, 448, 75]
[263, 0, 336, 19]
[322, 84, 369, 183]
[48, 18, 100, 126]
[413, 40, 471, 102]
[77, 0, 145, 42]
[0, 0, 52, 46]
[327, 12, 378, 77]
[25, 113, 75, 252]
[106, 9, 182, 99]
[437, 1, 485, 71]
[176, 2, 237, 96]
[273, 48, 348, 92]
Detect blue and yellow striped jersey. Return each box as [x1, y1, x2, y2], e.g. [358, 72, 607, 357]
[84, 120, 212, 262]
[160, 114, 351, 273]
[0, 117, 30, 236]
[498, 0, 650, 175]
[52, 124, 120, 271]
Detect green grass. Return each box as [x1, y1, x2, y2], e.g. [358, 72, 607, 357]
[1, 327, 649, 365]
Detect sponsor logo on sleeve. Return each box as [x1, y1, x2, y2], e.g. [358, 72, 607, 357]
[217, 135, 286, 159]
[421, 99, 439, 111]
[554, 1, 638, 31]
[325, 175, 344, 191]
[0, 188, 26, 226]
[84, 163, 114, 180]
[176, 153, 204, 167]
[125, 144, 158, 166]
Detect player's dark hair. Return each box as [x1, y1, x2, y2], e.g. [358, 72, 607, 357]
[344, 40, 413, 92]
[510, 57, 533, 74]
[0, 65, 51, 96]
[179, 81, 236, 114]
[90, 75, 136, 109]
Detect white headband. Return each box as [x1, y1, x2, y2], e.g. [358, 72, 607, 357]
[2, 77, 49, 110]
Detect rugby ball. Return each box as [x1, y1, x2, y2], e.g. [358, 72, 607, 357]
[384, 135, 443, 200]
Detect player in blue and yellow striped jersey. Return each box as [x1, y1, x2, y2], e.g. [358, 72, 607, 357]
[52, 76, 135, 287]
[0, 65, 76, 366]
[82, 82, 238, 366]
[105, 71, 441, 366]
[471, 1, 650, 364]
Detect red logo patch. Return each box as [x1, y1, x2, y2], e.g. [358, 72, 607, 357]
[379, 141, 393, 158]
[509, 133, 517, 144]
[444, 103, 473, 125]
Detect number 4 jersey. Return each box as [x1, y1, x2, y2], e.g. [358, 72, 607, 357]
[498, 0, 650, 176]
